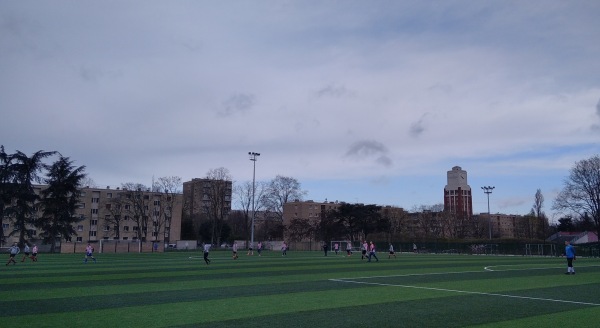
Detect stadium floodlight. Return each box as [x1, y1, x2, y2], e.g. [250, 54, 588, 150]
[481, 186, 495, 240]
[249, 152, 260, 250]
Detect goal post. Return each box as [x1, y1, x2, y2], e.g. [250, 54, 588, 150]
[525, 244, 557, 256]
[99, 239, 142, 253]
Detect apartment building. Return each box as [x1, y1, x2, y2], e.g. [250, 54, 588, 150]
[1, 185, 183, 249]
[282, 199, 341, 226]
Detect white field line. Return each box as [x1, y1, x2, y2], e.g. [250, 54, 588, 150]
[330, 265, 600, 307]
[484, 264, 600, 271]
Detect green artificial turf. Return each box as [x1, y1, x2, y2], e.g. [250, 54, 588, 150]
[1, 250, 599, 327]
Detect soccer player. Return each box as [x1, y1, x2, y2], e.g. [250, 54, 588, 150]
[84, 243, 97, 263]
[257, 241, 263, 256]
[322, 242, 329, 256]
[346, 241, 352, 256]
[21, 243, 31, 262]
[31, 244, 38, 262]
[232, 242, 238, 260]
[247, 242, 254, 256]
[334, 243, 339, 255]
[361, 241, 368, 260]
[203, 243, 211, 265]
[368, 241, 379, 262]
[281, 241, 288, 256]
[388, 243, 396, 259]
[564, 241, 576, 275]
[6, 242, 19, 266]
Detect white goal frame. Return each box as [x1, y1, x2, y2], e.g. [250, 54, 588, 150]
[525, 243, 557, 256]
[99, 239, 142, 253]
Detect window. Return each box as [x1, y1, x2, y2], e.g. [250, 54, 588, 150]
[91, 220, 98, 226]
[89, 231, 97, 237]
[133, 226, 139, 231]
[105, 215, 111, 220]
[91, 209, 98, 215]
[152, 231, 158, 237]
[91, 198, 99, 203]
[114, 225, 118, 231]
[124, 226, 129, 232]
[105, 204, 112, 210]
[144, 195, 149, 200]
[103, 237, 109, 240]
[103, 225, 110, 231]
[78, 203, 86, 209]
[77, 225, 84, 232]
[76, 237, 83, 242]
[122, 237, 128, 240]
[106, 193, 112, 199]
[1, 223, 8, 229]
[154, 200, 160, 206]
[125, 205, 131, 210]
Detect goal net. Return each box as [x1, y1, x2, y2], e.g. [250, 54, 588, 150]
[525, 244, 557, 256]
[99, 239, 143, 253]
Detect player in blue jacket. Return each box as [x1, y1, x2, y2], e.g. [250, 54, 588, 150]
[564, 241, 576, 275]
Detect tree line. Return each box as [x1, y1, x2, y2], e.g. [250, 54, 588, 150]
[181, 169, 307, 247]
[1, 147, 86, 252]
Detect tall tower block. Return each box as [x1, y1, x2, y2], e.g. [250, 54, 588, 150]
[444, 166, 473, 217]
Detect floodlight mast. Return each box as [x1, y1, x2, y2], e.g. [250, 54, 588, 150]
[481, 186, 495, 240]
[249, 152, 260, 250]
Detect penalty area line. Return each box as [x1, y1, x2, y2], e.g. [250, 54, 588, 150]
[329, 279, 600, 307]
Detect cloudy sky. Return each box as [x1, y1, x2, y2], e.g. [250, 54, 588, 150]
[1, 1, 599, 220]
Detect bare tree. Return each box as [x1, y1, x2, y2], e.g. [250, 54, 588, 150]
[152, 176, 182, 243]
[532, 189, 550, 240]
[101, 194, 126, 240]
[233, 180, 267, 246]
[79, 177, 97, 188]
[286, 218, 316, 242]
[264, 175, 307, 222]
[553, 155, 600, 246]
[204, 168, 232, 245]
[533, 189, 544, 218]
[413, 204, 444, 241]
[121, 182, 151, 241]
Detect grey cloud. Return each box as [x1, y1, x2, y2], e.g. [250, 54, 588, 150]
[409, 114, 429, 138]
[219, 93, 256, 117]
[345, 140, 393, 167]
[316, 84, 355, 98]
[376, 156, 393, 168]
[346, 140, 388, 158]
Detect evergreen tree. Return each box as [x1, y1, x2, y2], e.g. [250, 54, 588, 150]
[9, 150, 56, 245]
[38, 156, 86, 253]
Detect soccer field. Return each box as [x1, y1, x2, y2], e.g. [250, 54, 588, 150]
[2, 250, 599, 327]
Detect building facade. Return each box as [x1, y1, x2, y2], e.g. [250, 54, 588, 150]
[182, 178, 233, 241]
[444, 166, 473, 218]
[1, 185, 183, 250]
